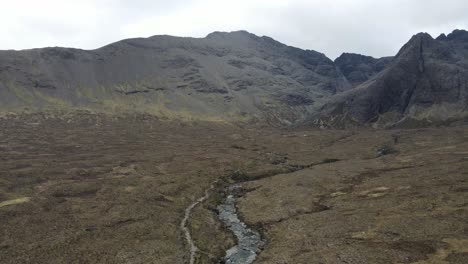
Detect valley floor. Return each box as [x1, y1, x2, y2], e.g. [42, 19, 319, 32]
[0, 112, 467, 263]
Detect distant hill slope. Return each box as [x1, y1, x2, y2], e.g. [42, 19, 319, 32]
[0, 30, 349, 124]
[316, 29, 468, 128]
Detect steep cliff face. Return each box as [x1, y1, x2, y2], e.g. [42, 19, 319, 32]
[0, 30, 349, 123]
[317, 29, 468, 127]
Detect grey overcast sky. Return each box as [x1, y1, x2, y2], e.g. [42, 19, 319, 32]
[2, 0, 468, 59]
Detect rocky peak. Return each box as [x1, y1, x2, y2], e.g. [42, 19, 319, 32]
[205, 30, 257, 41]
[396, 33, 434, 58]
[436, 33, 447, 41]
[445, 29, 468, 42]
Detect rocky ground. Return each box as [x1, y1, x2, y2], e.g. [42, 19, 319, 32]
[0, 112, 467, 263]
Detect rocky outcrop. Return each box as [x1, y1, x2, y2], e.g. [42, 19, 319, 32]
[316, 29, 468, 127]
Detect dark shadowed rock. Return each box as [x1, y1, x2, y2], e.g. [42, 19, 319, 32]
[335, 53, 393, 87]
[317, 29, 468, 127]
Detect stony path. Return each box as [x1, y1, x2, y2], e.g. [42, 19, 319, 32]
[180, 183, 216, 264]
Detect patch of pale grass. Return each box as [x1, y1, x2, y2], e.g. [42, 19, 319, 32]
[0, 197, 31, 208]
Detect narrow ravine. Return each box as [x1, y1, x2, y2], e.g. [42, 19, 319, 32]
[218, 185, 265, 264]
[180, 182, 216, 264]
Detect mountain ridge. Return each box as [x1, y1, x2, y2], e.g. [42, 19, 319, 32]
[0, 30, 349, 124]
[1, 29, 468, 127]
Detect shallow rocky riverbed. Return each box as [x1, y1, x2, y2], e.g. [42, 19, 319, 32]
[218, 186, 264, 264]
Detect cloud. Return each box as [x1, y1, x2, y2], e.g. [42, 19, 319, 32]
[1, 0, 467, 59]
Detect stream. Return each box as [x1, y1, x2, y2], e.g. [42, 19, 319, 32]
[181, 183, 264, 264]
[217, 185, 264, 264]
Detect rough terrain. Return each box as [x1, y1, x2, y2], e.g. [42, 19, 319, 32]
[2, 27, 468, 264]
[1, 112, 467, 263]
[238, 127, 468, 263]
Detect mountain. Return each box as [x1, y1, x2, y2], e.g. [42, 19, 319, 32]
[316, 29, 468, 128]
[335, 53, 393, 87]
[0, 30, 349, 124]
[2, 29, 468, 127]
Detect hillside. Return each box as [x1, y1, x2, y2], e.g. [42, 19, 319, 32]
[0, 31, 349, 124]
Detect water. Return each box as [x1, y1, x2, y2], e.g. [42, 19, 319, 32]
[218, 186, 264, 264]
